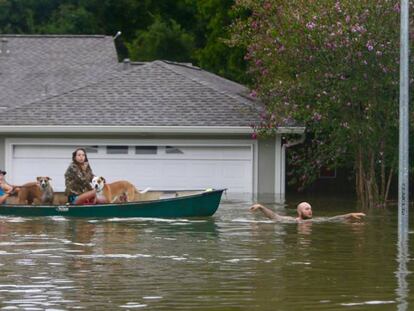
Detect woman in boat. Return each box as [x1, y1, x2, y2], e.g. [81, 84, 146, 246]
[64, 148, 96, 205]
[0, 170, 16, 204]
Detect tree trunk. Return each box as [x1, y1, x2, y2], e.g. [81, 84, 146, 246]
[355, 145, 393, 208]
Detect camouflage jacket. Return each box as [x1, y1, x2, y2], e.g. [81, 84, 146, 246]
[64, 162, 94, 196]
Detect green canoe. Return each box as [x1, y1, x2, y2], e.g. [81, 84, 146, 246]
[0, 189, 225, 218]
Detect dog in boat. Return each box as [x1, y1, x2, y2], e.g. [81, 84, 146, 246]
[91, 176, 150, 203]
[17, 176, 54, 205]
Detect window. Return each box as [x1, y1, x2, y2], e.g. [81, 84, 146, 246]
[135, 146, 157, 154]
[165, 146, 183, 154]
[107, 146, 129, 154]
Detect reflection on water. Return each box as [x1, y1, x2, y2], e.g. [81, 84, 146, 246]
[396, 230, 410, 311]
[0, 196, 411, 310]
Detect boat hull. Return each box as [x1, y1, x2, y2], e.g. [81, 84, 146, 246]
[0, 189, 225, 218]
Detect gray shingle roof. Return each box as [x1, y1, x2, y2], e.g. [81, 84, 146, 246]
[0, 35, 119, 111]
[0, 60, 262, 127]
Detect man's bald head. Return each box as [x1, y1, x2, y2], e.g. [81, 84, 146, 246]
[297, 202, 313, 219]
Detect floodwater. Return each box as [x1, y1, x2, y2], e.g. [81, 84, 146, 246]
[0, 194, 411, 310]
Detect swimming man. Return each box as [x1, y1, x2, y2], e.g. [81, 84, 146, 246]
[250, 202, 365, 222]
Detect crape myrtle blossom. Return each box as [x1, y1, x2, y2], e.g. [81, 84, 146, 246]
[230, 0, 414, 207]
[393, 2, 400, 12]
[306, 21, 317, 30]
[313, 112, 322, 121]
[366, 40, 374, 51]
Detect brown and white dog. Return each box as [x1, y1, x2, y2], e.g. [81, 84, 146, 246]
[91, 176, 150, 203]
[17, 176, 54, 205]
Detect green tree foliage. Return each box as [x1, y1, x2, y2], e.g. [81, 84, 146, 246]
[230, 0, 414, 207]
[0, 0, 36, 33]
[37, 4, 99, 34]
[80, 0, 153, 40]
[146, 0, 198, 32]
[193, 0, 248, 83]
[127, 16, 194, 62]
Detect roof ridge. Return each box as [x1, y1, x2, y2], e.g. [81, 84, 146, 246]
[153, 60, 256, 106]
[161, 60, 202, 71]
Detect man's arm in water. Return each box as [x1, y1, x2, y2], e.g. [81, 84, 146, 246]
[249, 204, 295, 221]
[327, 212, 366, 221]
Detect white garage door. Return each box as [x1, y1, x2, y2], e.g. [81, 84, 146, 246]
[9, 144, 253, 193]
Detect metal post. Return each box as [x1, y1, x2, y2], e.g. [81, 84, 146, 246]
[398, 0, 410, 234]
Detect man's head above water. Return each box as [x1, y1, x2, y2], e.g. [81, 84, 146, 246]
[297, 202, 313, 220]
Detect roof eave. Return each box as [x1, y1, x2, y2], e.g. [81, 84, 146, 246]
[0, 125, 305, 135]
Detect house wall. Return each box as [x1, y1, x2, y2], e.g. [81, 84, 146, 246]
[256, 137, 285, 203]
[257, 138, 275, 200]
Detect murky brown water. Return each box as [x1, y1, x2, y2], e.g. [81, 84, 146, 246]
[0, 195, 410, 310]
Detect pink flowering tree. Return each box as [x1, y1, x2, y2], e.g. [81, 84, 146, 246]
[229, 0, 413, 207]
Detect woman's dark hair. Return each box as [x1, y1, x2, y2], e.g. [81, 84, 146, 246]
[72, 148, 89, 164]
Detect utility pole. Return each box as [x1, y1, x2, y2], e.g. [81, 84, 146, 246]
[398, 0, 410, 236]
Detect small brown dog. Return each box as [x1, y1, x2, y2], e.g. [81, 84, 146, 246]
[17, 177, 54, 205]
[91, 176, 149, 203]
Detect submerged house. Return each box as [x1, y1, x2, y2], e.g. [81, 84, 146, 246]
[0, 35, 304, 201]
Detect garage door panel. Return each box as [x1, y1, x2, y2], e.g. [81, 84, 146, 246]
[13, 145, 75, 159]
[10, 144, 253, 193]
[92, 159, 165, 184]
[172, 146, 251, 159]
[12, 159, 68, 190]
